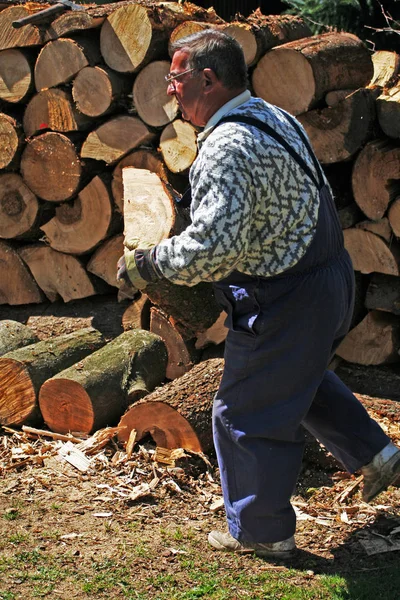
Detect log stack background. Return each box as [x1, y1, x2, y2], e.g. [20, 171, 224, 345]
[0, 0, 400, 446]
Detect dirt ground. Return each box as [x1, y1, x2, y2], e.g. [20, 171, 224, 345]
[1, 294, 400, 599]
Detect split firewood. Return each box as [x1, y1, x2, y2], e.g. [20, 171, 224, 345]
[343, 229, 400, 275]
[87, 233, 124, 288]
[159, 119, 198, 174]
[20, 132, 83, 202]
[0, 320, 39, 356]
[355, 217, 392, 243]
[0, 240, 43, 305]
[132, 60, 179, 127]
[40, 176, 121, 255]
[150, 307, 199, 379]
[38, 329, 167, 434]
[336, 310, 400, 365]
[81, 115, 156, 165]
[112, 149, 170, 212]
[122, 294, 151, 331]
[0, 48, 34, 103]
[45, 8, 105, 40]
[388, 197, 400, 238]
[252, 32, 373, 115]
[0, 327, 106, 427]
[18, 244, 101, 302]
[72, 64, 131, 118]
[370, 50, 400, 88]
[100, 1, 222, 74]
[34, 36, 101, 91]
[376, 82, 400, 140]
[365, 273, 400, 316]
[23, 88, 92, 138]
[0, 5, 46, 50]
[298, 88, 376, 164]
[352, 139, 400, 220]
[0, 113, 23, 170]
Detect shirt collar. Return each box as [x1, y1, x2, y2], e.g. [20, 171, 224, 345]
[197, 90, 252, 144]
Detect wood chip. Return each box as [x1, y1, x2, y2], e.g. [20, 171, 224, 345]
[126, 428, 137, 459]
[57, 441, 91, 472]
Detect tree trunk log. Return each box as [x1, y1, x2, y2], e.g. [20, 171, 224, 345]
[355, 217, 392, 243]
[132, 60, 179, 127]
[20, 132, 82, 202]
[338, 203, 363, 230]
[150, 307, 198, 379]
[376, 82, 400, 140]
[23, 88, 92, 137]
[0, 173, 46, 240]
[0, 320, 39, 356]
[352, 139, 400, 220]
[34, 36, 101, 91]
[112, 149, 170, 213]
[72, 64, 130, 118]
[343, 228, 400, 275]
[0, 112, 23, 170]
[122, 293, 151, 331]
[0, 240, 43, 305]
[38, 329, 167, 434]
[370, 50, 400, 88]
[297, 88, 376, 164]
[45, 9, 105, 41]
[81, 115, 156, 165]
[159, 119, 198, 174]
[252, 32, 373, 116]
[118, 357, 224, 453]
[388, 197, 400, 237]
[87, 233, 124, 288]
[336, 310, 400, 365]
[194, 311, 228, 350]
[0, 6, 45, 50]
[0, 327, 105, 427]
[19, 244, 100, 302]
[0, 48, 34, 103]
[100, 1, 222, 74]
[365, 273, 400, 316]
[168, 21, 210, 56]
[40, 175, 121, 255]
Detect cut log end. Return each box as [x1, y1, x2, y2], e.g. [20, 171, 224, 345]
[39, 378, 94, 434]
[0, 358, 36, 426]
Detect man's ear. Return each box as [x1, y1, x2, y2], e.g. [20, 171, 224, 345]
[202, 68, 218, 91]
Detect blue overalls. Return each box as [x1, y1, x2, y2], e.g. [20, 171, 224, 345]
[210, 113, 390, 544]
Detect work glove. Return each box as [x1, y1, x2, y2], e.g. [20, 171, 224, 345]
[116, 255, 137, 301]
[123, 247, 149, 291]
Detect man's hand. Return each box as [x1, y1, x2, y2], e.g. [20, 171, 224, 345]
[123, 248, 149, 290]
[116, 255, 137, 301]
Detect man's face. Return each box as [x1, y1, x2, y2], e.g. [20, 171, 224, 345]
[166, 50, 206, 127]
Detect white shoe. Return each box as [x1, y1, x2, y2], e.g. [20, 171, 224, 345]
[361, 442, 400, 502]
[208, 530, 295, 558]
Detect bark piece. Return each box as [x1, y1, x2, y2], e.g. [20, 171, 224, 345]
[34, 37, 101, 91]
[252, 32, 373, 115]
[40, 176, 120, 255]
[81, 115, 156, 165]
[87, 233, 124, 288]
[352, 139, 400, 220]
[122, 294, 151, 331]
[38, 330, 167, 434]
[336, 310, 400, 365]
[0, 320, 38, 356]
[0, 240, 43, 305]
[132, 60, 179, 127]
[365, 273, 400, 316]
[19, 244, 98, 302]
[298, 88, 376, 164]
[72, 64, 130, 118]
[0, 173, 41, 240]
[159, 119, 198, 174]
[23, 88, 92, 138]
[0, 48, 34, 103]
[0, 327, 105, 427]
[0, 113, 23, 170]
[343, 228, 400, 275]
[20, 132, 82, 202]
[370, 50, 400, 88]
[376, 82, 400, 140]
[150, 307, 198, 379]
[0, 6, 45, 50]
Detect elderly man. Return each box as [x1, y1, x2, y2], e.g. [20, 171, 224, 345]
[117, 30, 400, 558]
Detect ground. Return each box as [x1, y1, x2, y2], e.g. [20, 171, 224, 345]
[0, 295, 400, 599]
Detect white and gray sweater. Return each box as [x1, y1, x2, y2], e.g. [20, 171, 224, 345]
[154, 96, 322, 286]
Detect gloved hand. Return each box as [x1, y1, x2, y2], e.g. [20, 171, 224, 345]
[123, 248, 149, 291]
[116, 255, 137, 301]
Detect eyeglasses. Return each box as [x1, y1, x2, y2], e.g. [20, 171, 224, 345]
[165, 68, 196, 86]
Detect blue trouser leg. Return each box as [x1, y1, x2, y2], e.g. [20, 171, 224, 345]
[212, 254, 390, 544]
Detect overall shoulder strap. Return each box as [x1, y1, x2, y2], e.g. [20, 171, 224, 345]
[218, 113, 324, 189]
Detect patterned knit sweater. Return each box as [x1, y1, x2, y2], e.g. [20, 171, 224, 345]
[154, 96, 322, 286]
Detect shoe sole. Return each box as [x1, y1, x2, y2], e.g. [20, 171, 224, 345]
[363, 454, 400, 502]
[208, 534, 295, 558]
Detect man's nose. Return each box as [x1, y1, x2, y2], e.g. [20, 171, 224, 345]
[166, 82, 175, 96]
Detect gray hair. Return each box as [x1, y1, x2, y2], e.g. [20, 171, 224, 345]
[170, 29, 248, 90]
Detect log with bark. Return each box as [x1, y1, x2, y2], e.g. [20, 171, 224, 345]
[388, 197, 400, 238]
[355, 217, 392, 243]
[365, 273, 400, 316]
[87, 233, 124, 288]
[72, 64, 130, 118]
[0, 327, 105, 427]
[39, 175, 121, 255]
[132, 60, 179, 128]
[0, 173, 48, 240]
[159, 119, 198, 174]
[0, 112, 23, 170]
[352, 139, 400, 220]
[122, 293, 151, 331]
[0, 48, 34, 103]
[252, 32, 373, 115]
[343, 228, 400, 275]
[0, 240, 43, 305]
[38, 329, 168, 434]
[0, 320, 39, 356]
[376, 82, 400, 140]
[370, 50, 400, 89]
[0, 5, 46, 50]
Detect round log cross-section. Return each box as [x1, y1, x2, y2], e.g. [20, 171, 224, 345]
[0, 173, 39, 239]
[132, 60, 178, 127]
[0, 48, 33, 103]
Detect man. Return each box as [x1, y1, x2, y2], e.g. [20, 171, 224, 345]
[117, 30, 400, 558]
